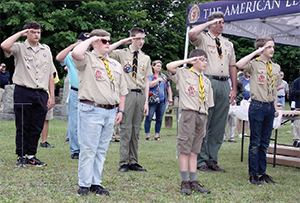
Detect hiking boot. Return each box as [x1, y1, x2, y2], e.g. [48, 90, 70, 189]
[40, 141, 54, 148]
[129, 163, 147, 171]
[259, 174, 277, 184]
[249, 174, 262, 186]
[197, 165, 213, 172]
[180, 181, 192, 195]
[15, 156, 26, 167]
[209, 163, 226, 172]
[77, 187, 89, 196]
[71, 153, 79, 159]
[190, 180, 211, 194]
[26, 156, 47, 167]
[90, 185, 109, 196]
[119, 164, 129, 172]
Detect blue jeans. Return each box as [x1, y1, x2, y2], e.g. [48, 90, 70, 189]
[68, 89, 80, 155]
[144, 102, 166, 134]
[277, 96, 285, 109]
[78, 102, 117, 187]
[248, 99, 275, 175]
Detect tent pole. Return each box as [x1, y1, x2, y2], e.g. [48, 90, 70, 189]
[183, 26, 191, 67]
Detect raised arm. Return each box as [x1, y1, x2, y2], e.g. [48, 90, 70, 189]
[166, 57, 199, 74]
[56, 41, 81, 63]
[189, 19, 222, 42]
[108, 37, 133, 54]
[72, 36, 100, 61]
[236, 47, 265, 69]
[1, 29, 29, 54]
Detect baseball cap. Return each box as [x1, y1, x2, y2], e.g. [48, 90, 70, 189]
[78, 32, 90, 41]
[1, 63, 6, 67]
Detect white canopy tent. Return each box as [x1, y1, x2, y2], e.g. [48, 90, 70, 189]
[184, 0, 300, 59]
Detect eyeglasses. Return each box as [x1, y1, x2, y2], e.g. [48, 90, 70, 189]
[199, 58, 208, 62]
[101, 39, 112, 45]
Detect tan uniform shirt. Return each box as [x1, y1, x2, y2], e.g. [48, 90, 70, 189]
[110, 45, 152, 89]
[169, 67, 214, 115]
[245, 57, 281, 102]
[73, 50, 128, 105]
[7, 40, 56, 91]
[191, 31, 236, 76]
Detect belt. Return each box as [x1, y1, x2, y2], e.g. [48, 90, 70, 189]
[131, 89, 142, 93]
[278, 95, 285, 98]
[71, 86, 78, 91]
[80, 100, 119, 109]
[205, 75, 228, 81]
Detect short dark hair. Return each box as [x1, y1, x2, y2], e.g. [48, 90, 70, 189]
[23, 21, 41, 30]
[129, 27, 145, 37]
[207, 12, 224, 22]
[189, 49, 207, 58]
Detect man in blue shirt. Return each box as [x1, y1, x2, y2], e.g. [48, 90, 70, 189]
[56, 32, 90, 159]
[0, 63, 10, 88]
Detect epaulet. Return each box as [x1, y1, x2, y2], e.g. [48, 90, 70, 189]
[41, 43, 51, 50]
[270, 60, 279, 65]
[251, 58, 258, 62]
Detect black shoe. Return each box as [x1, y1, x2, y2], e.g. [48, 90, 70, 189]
[209, 163, 226, 172]
[129, 163, 147, 171]
[71, 153, 79, 159]
[77, 187, 89, 196]
[40, 141, 54, 148]
[115, 139, 120, 142]
[190, 180, 211, 194]
[26, 156, 47, 167]
[259, 174, 277, 184]
[197, 165, 213, 172]
[118, 164, 129, 172]
[15, 156, 26, 167]
[228, 139, 237, 143]
[90, 185, 109, 196]
[249, 174, 262, 186]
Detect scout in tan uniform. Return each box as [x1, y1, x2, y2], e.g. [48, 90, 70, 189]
[189, 11, 237, 172]
[167, 49, 213, 195]
[109, 27, 152, 172]
[72, 29, 128, 196]
[1, 21, 56, 167]
[236, 35, 281, 186]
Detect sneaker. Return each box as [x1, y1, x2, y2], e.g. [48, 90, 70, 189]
[180, 181, 192, 195]
[197, 165, 213, 172]
[118, 164, 129, 172]
[40, 141, 54, 148]
[129, 163, 147, 171]
[259, 174, 277, 184]
[209, 163, 226, 172]
[26, 156, 47, 167]
[238, 134, 242, 138]
[190, 181, 211, 194]
[15, 156, 26, 167]
[90, 185, 109, 196]
[249, 174, 262, 186]
[77, 187, 89, 196]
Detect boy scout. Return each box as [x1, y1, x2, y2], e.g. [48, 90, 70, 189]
[109, 27, 152, 172]
[1, 21, 55, 167]
[72, 29, 127, 196]
[166, 49, 213, 195]
[236, 35, 281, 185]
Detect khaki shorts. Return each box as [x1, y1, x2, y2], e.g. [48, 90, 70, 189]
[45, 107, 54, 121]
[177, 110, 207, 154]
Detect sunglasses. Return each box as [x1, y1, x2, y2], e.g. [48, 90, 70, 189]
[101, 39, 112, 45]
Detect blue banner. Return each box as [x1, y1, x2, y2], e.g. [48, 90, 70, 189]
[186, 0, 300, 26]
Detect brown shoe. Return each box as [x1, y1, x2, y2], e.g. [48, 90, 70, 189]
[209, 163, 225, 172]
[197, 164, 213, 172]
[180, 181, 192, 195]
[190, 181, 211, 194]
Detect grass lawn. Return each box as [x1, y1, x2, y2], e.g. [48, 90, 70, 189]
[0, 109, 299, 202]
